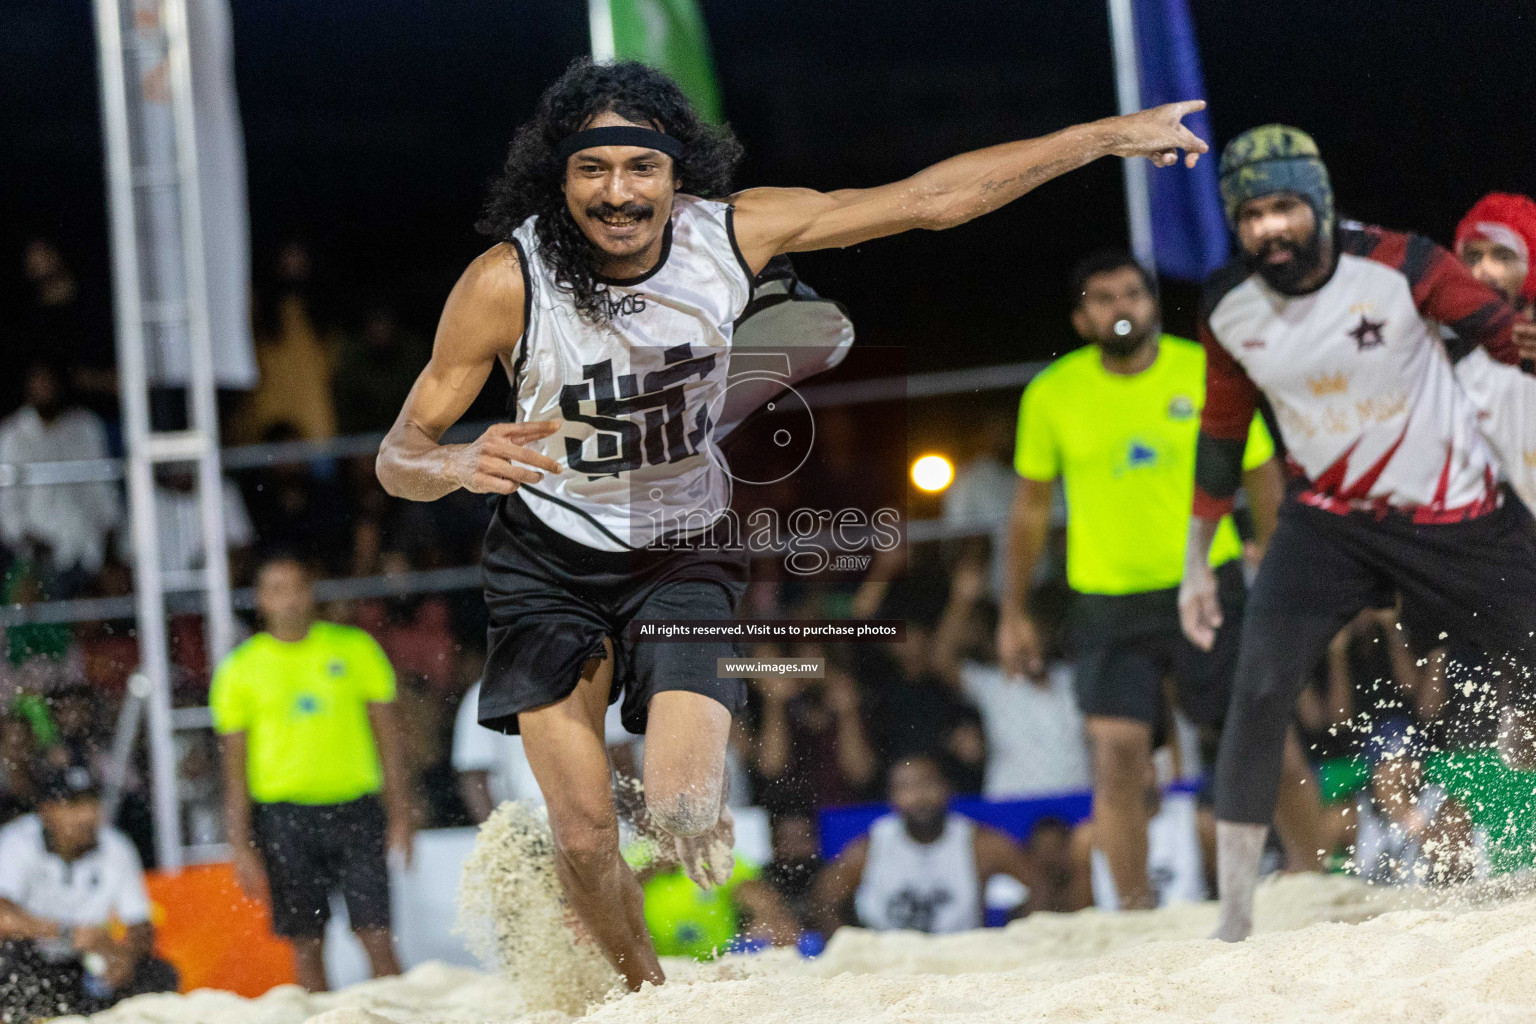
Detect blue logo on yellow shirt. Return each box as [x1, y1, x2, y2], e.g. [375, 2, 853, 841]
[295, 694, 321, 715]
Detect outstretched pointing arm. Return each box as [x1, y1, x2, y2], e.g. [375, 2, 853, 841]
[731, 102, 1208, 273]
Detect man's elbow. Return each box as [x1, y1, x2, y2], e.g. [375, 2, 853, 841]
[375, 441, 415, 500]
[919, 193, 974, 232]
[375, 448, 401, 497]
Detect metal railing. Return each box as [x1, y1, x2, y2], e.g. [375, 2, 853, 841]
[0, 360, 1048, 488]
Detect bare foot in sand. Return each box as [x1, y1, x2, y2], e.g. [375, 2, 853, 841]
[674, 803, 735, 889]
[1209, 912, 1252, 943]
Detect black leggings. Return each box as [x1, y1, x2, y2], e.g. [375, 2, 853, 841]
[1214, 498, 1536, 825]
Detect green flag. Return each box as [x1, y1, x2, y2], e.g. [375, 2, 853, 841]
[595, 0, 724, 123]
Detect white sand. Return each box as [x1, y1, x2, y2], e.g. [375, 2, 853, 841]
[68, 814, 1536, 1024]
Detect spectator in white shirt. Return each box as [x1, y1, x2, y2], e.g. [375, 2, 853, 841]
[0, 361, 122, 593]
[113, 467, 256, 578]
[933, 556, 1091, 799]
[0, 760, 177, 1016]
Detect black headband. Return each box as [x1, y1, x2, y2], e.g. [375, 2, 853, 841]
[557, 125, 684, 162]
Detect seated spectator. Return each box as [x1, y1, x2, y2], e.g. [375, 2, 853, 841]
[0, 760, 177, 1018]
[760, 811, 823, 929]
[813, 754, 1034, 935]
[115, 467, 255, 581]
[0, 360, 121, 598]
[747, 643, 878, 813]
[932, 555, 1090, 799]
[638, 857, 801, 961]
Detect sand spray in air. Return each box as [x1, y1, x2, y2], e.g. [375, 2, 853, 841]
[455, 801, 621, 1016]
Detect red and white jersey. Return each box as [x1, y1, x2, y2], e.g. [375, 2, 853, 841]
[1195, 223, 1529, 524]
[1457, 347, 1536, 511]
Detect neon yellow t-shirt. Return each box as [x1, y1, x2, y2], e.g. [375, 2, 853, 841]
[1015, 335, 1273, 596]
[642, 859, 758, 960]
[209, 621, 395, 805]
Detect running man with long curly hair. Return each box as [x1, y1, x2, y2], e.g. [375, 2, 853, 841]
[377, 57, 1205, 988]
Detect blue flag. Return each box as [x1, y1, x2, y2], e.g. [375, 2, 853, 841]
[1133, 0, 1229, 280]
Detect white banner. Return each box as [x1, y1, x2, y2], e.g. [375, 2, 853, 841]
[132, 0, 255, 388]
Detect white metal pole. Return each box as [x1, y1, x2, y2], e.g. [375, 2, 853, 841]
[163, 0, 237, 667]
[92, 0, 184, 872]
[589, 0, 616, 61]
[1108, 0, 1156, 274]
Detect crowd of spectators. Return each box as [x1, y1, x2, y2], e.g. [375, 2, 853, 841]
[2, 233, 1529, 977]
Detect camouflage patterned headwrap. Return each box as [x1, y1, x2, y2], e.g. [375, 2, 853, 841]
[1218, 125, 1334, 238]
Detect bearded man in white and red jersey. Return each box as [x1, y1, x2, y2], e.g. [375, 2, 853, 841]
[1175, 125, 1536, 941]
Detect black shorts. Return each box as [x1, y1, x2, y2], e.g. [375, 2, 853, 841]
[479, 491, 751, 736]
[252, 796, 391, 939]
[1070, 559, 1247, 731]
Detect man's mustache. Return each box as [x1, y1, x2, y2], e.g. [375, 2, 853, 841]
[587, 201, 654, 221]
[1258, 238, 1303, 259]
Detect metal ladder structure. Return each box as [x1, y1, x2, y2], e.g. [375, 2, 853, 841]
[92, 0, 236, 872]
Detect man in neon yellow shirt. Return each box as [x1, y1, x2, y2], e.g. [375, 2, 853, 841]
[211, 554, 412, 992]
[999, 251, 1284, 910]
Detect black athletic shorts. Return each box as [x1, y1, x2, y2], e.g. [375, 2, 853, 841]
[479, 491, 751, 736]
[1397, 486, 1536, 656]
[1070, 558, 1247, 731]
[252, 795, 392, 939]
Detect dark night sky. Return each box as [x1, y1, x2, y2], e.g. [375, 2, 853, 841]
[2, 0, 1531, 384]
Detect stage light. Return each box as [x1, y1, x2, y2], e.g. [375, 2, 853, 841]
[910, 454, 954, 493]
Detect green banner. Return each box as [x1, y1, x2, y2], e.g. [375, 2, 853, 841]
[606, 0, 723, 123]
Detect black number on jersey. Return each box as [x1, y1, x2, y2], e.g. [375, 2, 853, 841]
[559, 344, 716, 476]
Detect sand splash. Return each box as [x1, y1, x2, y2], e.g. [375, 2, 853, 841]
[453, 801, 622, 1015]
[63, 814, 1536, 1024]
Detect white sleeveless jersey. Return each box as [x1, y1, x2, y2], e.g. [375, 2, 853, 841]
[505, 195, 753, 550]
[853, 812, 981, 933]
[1456, 347, 1536, 511]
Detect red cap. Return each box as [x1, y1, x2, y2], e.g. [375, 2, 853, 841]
[1455, 192, 1536, 303]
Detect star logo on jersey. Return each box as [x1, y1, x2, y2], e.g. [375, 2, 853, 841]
[1348, 315, 1387, 351]
[295, 694, 321, 716]
[1167, 395, 1195, 420]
